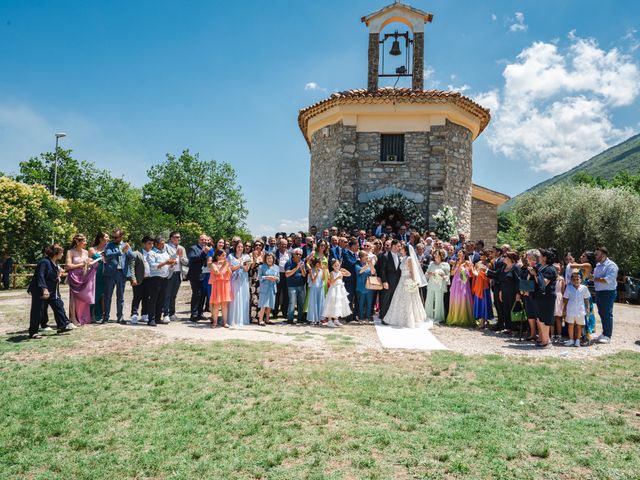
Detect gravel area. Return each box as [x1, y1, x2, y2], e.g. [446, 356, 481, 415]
[2, 284, 639, 359]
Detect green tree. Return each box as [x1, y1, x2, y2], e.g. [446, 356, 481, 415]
[143, 150, 248, 239]
[496, 211, 529, 251]
[14, 148, 141, 216]
[0, 177, 74, 261]
[514, 184, 640, 274]
[572, 171, 640, 195]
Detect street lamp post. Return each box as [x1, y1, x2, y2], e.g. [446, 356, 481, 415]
[52, 132, 67, 198]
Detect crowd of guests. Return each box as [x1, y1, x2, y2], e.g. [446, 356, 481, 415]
[26, 223, 620, 349]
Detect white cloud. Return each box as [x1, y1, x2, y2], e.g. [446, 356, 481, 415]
[277, 217, 309, 233]
[623, 28, 640, 53]
[491, 14, 497, 22]
[251, 217, 309, 237]
[472, 89, 500, 113]
[447, 83, 470, 93]
[476, 34, 640, 174]
[0, 103, 54, 172]
[423, 66, 438, 88]
[304, 82, 327, 93]
[509, 12, 528, 32]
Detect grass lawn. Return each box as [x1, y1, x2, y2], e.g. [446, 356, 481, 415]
[1, 328, 639, 479]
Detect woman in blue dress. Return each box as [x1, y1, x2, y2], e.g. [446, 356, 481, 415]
[257, 252, 279, 326]
[306, 257, 325, 325]
[227, 242, 251, 327]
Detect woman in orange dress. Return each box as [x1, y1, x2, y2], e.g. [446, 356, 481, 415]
[209, 249, 231, 328]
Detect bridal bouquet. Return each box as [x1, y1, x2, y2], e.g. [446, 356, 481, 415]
[404, 279, 419, 293]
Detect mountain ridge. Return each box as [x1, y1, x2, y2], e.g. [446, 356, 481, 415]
[501, 132, 640, 210]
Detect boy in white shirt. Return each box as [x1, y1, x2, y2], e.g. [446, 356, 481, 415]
[562, 270, 591, 347]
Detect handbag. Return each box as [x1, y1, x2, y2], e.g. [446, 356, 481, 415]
[519, 279, 535, 292]
[510, 300, 526, 323]
[366, 275, 383, 290]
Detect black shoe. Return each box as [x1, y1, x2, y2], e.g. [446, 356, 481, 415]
[189, 317, 198, 323]
[380, 319, 388, 325]
[197, 315, 206, 321]
[148, 320, 157, 327]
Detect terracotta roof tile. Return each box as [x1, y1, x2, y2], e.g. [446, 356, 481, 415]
[298, 88, 491, 146]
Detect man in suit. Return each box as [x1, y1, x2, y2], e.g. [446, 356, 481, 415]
[341, 239, 359, 321]
[378, 239, 402, 323]
[102, 228, 134, 324]
[186, 234, 211, 322]
[488, 245, 506, 331]
[329, 236, 342, 264]
[128, 236, 154, 324]
[1, 253, 13, 290]
[397, 225, 410, 243]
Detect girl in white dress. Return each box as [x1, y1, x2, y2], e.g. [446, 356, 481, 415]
[322, 259, 352, 328]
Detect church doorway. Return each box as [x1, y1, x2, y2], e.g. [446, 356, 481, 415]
[376, 208, 406, 231]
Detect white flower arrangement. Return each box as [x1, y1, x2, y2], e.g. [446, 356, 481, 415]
[404, 278, 419, 293]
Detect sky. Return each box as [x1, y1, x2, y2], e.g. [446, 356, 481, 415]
[1, 0, 639, 236]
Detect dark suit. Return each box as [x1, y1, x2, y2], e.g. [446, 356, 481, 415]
[187, 244, 208, 319]
[341, 249, 358, 319]
[128, 250, 149, 317]
[1, 256, 13, 289]
[488, 256, 505, 328]
[378, 251, 401, 320]
[27, 258, 70, 336]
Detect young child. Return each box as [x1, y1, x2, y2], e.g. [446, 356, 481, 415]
[562, 269, 591, 347]
[322, 258, 352, 328]
[306, 257, 325, 326]
[553, 263, 566, 343]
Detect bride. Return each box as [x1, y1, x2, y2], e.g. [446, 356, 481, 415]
[383, 243, 430, 329]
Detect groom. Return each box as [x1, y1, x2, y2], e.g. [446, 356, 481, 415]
[378, 239, 401, 324]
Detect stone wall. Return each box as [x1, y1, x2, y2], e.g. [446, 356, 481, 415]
[308, 120, 473, 234]
[471, 197, 498, 247]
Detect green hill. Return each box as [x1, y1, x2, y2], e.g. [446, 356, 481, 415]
[502, 132, 640, 210]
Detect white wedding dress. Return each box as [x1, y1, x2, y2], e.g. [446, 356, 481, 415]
[384, 256, 430, 329]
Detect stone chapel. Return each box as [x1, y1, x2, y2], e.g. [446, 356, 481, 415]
[298, 1, 509, 245]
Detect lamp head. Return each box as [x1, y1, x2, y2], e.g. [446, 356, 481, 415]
[55, 132, 67, 138]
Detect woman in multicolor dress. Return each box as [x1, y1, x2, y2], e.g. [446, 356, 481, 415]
[471, 249, 494, 329]
[446, 251, 475, 327]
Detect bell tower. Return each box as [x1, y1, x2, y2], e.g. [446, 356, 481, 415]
[361, 1, 433, 91]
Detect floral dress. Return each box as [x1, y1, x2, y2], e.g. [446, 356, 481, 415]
[249, 253, 264, 322]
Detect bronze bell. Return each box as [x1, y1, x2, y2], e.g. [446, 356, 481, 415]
[389, 39, 401, 56]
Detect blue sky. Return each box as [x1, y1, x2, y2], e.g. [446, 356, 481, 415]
[1, 0, 639, 236]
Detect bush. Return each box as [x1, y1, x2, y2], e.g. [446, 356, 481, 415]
[0, 177, 74, 262]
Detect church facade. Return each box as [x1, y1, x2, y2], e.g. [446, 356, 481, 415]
[298, 2, 508, 245]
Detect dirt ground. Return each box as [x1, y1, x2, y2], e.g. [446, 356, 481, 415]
[1, 284, 638, 359]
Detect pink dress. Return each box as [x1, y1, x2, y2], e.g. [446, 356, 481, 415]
[67, 251, 99, 325]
